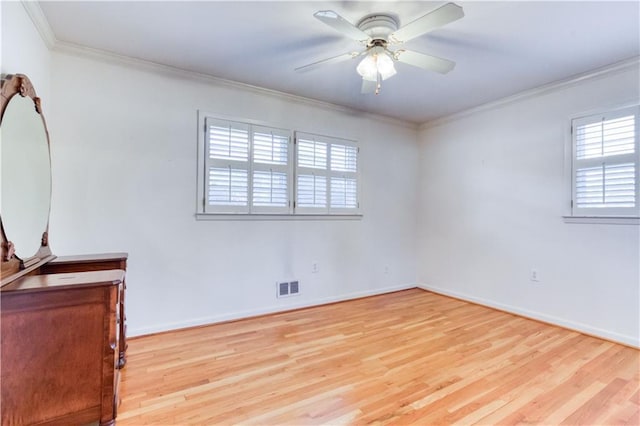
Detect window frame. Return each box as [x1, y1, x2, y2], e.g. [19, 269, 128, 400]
[565, 104, 640, 223]
[196, 112, 362, 219]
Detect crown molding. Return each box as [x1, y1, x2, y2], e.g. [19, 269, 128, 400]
[419, 56, 640, 131]
[21, 0, 56, 49]
[51, 41, 418, 131]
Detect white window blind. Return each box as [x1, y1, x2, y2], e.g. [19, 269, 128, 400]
[208, 167, 248, 207]
[208, 122, 249, 161]
[297, 139, 327, 169]
[205, 118, 250, 213]
[252, 170, 288, 207]
[297, 174, 327, 208]
[253, 128, 289, 165]
[572, 106, 639, 217]
[331, 144, 358, 172]
[331, 177, 358, 208]
[203, 117, 291, 214]
[330, 144, 358, 209]
[295, 132, 360, 214]
[251, 126, 291, 213]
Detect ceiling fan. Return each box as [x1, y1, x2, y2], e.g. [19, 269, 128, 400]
[295, 2, 464, 95]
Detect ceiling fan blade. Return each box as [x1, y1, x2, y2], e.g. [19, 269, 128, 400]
[395, 50, 455, 74]
[361, 78, 377, 94]
[295, 52, 358, 72]
[314, 10, 371, 42]
[390, 3, 464, 43]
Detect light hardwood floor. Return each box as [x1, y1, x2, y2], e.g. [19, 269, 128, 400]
[118, 289, 639, 425]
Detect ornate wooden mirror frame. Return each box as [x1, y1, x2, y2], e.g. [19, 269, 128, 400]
[0, 74, 55, 284]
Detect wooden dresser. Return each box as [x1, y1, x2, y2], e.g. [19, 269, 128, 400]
[1, 268, 125, 426]
[1, 75, 129, 425]
[41, 252, 129, 368]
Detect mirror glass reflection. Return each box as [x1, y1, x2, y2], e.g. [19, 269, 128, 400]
[1, 94, 51, 258]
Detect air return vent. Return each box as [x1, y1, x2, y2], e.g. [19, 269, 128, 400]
[277, 281, 300, 298]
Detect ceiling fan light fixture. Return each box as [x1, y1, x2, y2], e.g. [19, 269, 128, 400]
[356, 53, 378, 81]
[356, 49, 396, 81]
[376, 52, 396, 80]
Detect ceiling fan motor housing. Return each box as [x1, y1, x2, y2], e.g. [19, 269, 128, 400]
[357, 14, 399, 44]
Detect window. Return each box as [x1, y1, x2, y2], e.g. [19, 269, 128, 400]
[197, 114, 361, 217]
[203, 117, 291, 214]
[570, 106, 639, 218]
[295, 132, 360, 214]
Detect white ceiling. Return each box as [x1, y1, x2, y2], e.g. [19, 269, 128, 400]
[39, 1, 639, 124]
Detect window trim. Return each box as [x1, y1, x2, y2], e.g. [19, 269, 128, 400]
[195, 213, 362, 221]
[564, 104, 640, 224]
[196, 111, 362, 219]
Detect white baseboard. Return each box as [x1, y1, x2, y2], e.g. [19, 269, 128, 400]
[418, 284, 640, 348]
[129, 283, 416, 337]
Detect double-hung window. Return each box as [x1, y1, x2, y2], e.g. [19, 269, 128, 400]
[295, 132, 360, 214]
[203, 117, 291, 214]
[570, 105, 639, 218]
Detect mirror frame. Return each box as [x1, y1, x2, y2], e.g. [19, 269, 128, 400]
[0, 74, 54, 284]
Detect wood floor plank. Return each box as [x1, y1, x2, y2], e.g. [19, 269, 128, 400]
[118, 289, 640, 425]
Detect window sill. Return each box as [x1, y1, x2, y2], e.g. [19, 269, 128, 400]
[196, 213, 363, 221]
[563, 216, 640, 225]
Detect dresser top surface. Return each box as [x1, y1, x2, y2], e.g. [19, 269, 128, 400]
[1, 269, 125, 293]
[49, 252, 129, 264]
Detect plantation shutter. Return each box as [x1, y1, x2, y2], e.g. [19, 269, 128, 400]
[251, 125, 291, 213]
[203, 118, 292, 214]
[329, 143, 359, 212]
[295, 135, 328, 213]
[205, 118, 250, 213]
[199, 115, 361, 217]
[295, 132, 360, 214]
[572, 106, 639, 217]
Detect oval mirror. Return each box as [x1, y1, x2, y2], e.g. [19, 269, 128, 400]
[1, 74, 52, 276]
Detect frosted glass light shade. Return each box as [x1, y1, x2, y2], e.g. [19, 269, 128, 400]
[356, 54, 378, 81]
[377, 53, 396, 80]
[356, 49, 396, 81]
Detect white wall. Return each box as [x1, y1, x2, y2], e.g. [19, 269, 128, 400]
[6, 1, 638, 346]
[1, 2, 50, 115]
[48, 50, 419, 336]
[417, 63, 640, 346]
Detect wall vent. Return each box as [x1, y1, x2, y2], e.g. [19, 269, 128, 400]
[277, 281, 300, 298]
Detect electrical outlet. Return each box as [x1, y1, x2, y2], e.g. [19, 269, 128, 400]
[312, 262, 319, 273]
[384, 266, 389, 274]
[530, 269, 540, 282]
